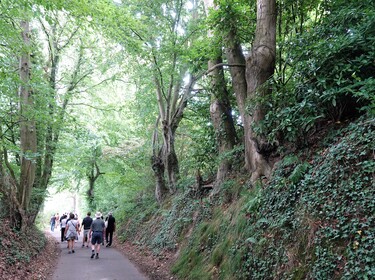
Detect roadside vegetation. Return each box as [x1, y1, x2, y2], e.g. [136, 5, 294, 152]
[0, 0, 373, 279]
[120, 117, 374, 279]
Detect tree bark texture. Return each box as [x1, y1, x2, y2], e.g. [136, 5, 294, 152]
[152, 154, 168, 204]
[204, 0, 238, 191]
[245, 0, 276, 181]
[17, 20, 37, 231]
[224, 0, 276, 182]
[152, 117, 169, 203]
[208, 57, 237, 190]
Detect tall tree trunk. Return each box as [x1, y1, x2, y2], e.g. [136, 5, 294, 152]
[153, 70, 196, 202]
[245, 0, 276, 181]
[154, 73, 181, 195]
[152, 117, 168, 203]
[162, 119, 179, 194]
[224, 0, 275, 182]
[87, 161, 105, 209]
[204, 0, 238, 191]
[225, 32, 249, 170]
[208, 56, 237, 190]
[17, 20, 37, 231]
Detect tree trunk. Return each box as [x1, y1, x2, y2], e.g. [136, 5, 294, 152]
[87, 161, 105, 209]
[153, 70, 190, 198]
[152, 117, 169, 203]
[17, 20, 37, 231]
[208, 57, 237, 190]
[224, 0, 275, 182]
[152, 154, 168, 204]
[245, 0, 276, 181]
[225, 32, 249, 170]
[204, 0, 238, 191]
[162, 119, 179, 194]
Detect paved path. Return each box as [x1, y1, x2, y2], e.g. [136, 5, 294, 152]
[48, 229, 148, 280]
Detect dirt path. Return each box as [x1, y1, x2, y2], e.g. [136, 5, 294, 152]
[49, 229, 148, 280]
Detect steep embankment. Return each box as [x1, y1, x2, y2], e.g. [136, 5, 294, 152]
[0, 222, 59, 279]
[120, 117, 374, 280]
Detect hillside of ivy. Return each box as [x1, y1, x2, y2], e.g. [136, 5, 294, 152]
[120, 116, 374, 280]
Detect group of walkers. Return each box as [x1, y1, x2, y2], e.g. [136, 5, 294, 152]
[50, 210, 116, 259]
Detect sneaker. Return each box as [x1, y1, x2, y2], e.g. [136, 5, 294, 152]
[90, 253, 95, 259]
[86, 245, 89, 248]
[72, 250, 75, 253]
[82, 244, 84, 247]
[95, 254, 99, 259]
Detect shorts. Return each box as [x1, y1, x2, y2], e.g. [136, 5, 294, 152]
[66, 232, 78, 241]
[91, 232, 103, 245]
[83, 229, 90, 239]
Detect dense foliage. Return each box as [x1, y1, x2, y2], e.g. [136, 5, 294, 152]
[122, 117, 374, 279]
[256, 0, 375, 145]
[0, 0, 373, 278]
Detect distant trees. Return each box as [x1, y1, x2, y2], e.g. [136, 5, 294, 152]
[0, 1, 112, 230]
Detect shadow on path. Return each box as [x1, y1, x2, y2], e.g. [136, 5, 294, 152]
[48, 229, 148, 280]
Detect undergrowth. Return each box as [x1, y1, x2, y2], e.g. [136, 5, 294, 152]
[0, 218, 47, 276]
[121, 117, 374, 279]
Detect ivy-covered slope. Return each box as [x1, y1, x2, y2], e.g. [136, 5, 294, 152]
[0, 219, 57, 279]
[120, 117, 374, 280]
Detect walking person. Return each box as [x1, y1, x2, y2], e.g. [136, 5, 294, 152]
[50, 215, 56, 232]
[89, 212, 105, 259]
[60, 213, 68, 242]
[105, 212, 116, 247]
[55, 213, 60, 229]
[81, 212, 93, 248]
[64, 213, 79, 254]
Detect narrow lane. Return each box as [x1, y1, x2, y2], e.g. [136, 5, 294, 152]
[48, 229, 148, 280]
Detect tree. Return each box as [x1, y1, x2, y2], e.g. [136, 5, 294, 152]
[113, 0, 207, 202]
[244, 0, 276, 181]
[16, 19, 38, 231]
[203, 0, 238, 191]
[29, 10, 93, 221]
[215, 0, 276, 182]
[0, 0, 40, 230]
[86, 146, 105, 208]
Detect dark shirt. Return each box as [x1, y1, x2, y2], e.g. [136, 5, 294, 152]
[107, 215, 116, 231]
[82, 216, 93, 230]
